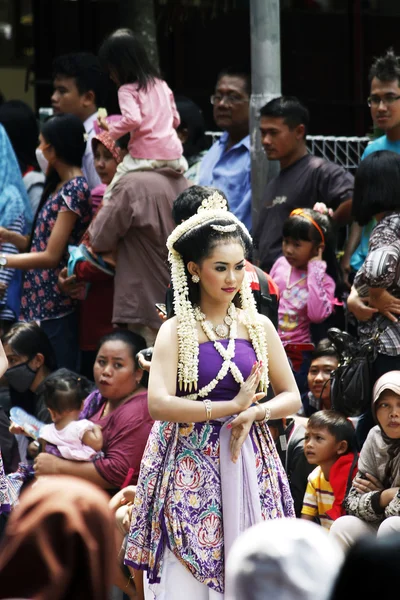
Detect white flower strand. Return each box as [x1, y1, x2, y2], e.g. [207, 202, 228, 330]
[187, 304, 244, 400]
[239, 272, 269, 392]
[166, 190, 269, 395]
[169, 248, 199, 391]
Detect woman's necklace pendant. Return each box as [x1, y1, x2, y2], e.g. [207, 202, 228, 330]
[215, 323, 229, 338]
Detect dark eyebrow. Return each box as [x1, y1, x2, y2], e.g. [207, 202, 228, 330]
[213, 260, 245, 266]
[97, 354, 125, 361]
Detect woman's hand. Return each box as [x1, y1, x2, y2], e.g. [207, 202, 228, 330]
[228, 406, 258, 463]
[34, 453, 64, 476]
[109, 485, 136, 512]
[368, 288, 400, 323]
[352, 472, 384, 494]
[231, 362, 265, 413]
[347, 286, 378, 322]
[0, 226, 11, 244]
[380, 487, 400, 508]
[58, 267, 86, 299]
[137, 353, 151, 373]
[9, 422, 25, 436]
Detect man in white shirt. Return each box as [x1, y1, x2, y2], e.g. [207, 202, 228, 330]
[51, 52, 107, 189]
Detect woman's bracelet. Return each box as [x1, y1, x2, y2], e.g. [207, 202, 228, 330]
[252, 401, 271, 422]
[203, 399, 212, 422]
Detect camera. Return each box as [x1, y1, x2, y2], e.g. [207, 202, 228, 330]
[136, 346, 153, 364]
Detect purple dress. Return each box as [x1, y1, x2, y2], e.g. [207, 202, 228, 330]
[124, 339, 295, 593]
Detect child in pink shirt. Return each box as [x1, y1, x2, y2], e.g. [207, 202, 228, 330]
[98, 28, 187, 204]
[270, 204, 339, 393]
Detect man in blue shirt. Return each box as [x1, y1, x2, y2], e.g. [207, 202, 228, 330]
[342, 48, 400, 283]
[198, 67, 252, 230]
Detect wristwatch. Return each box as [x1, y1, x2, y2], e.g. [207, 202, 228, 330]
[0, 255, 7, 270]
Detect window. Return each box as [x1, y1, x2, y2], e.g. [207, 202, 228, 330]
[0, 0, 33, 67]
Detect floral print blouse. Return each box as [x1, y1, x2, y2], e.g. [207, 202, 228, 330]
[21, 176, 91, 322]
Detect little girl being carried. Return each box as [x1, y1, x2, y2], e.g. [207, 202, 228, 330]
[39, 369, 102, 460]
[270, 203, 341, 394]
[97, 27, 187, 205]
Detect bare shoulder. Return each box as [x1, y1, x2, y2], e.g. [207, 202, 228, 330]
[256, 313, 276, 334]
[236, 309, 276, 340]
[154, 316, 178, 348]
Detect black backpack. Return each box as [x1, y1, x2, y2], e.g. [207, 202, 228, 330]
[253, 265, 279, 329]
[327, 327, 381, 417]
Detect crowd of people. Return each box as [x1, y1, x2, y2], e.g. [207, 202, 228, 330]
[0, 26, 399, 599]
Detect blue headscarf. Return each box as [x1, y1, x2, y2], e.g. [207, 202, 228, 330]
[0, 124, 33, 231]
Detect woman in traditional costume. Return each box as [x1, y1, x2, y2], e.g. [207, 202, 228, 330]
[125, 192, 301, 599]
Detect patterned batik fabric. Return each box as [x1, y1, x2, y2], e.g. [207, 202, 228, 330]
[125, 417, 294, 593]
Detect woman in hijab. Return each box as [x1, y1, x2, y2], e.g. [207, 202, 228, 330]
[0, 475, 116, 600]
[330, 370, 400, 550]
[225, 518, 343, 600]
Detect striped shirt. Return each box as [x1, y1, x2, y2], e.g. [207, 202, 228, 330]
[0, 213, 25, 321]
[301, 466, 334, 531]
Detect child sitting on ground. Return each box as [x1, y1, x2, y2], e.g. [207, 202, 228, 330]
[301, 410, 358, 530]
[38, 368, 101, 460]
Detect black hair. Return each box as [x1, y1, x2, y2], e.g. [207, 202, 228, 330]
[310, 338, 339, 363]
[98, 28, 159, 90]
[352, 150, 400, 226]
[32, 113, 86, 233]
[0, 100, 39, 173]
[115, 133, 130, 152]
[3, 321, 57, 371]
[52, 52, 106, 106]
[369, 47, 400, 85]
[172, 186, 229, 225]
[216, 66, 251, 97]
[259, 96, 310, 138]
[173, 218, 252, 305]
[307, 409, 358, 454]
[282, 208, 342, 294]
[330, 533, 400, 599]
[41, 113, 86, 167]
[174, 95, 207, 163]
[43, 368, 93, 413]
[96, 329, 148, 386]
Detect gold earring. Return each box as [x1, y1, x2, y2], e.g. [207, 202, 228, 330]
[192, 274, 200, 283]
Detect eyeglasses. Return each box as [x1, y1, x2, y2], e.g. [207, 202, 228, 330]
[367, 94, 400, 107]
[210, 94, 248, 106]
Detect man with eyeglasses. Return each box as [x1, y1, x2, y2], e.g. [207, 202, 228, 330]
[343, 48, 400, 449]
[342, 48, 400, 289]
[198, 67, 252, 230]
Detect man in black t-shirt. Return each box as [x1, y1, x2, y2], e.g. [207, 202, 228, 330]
[253, 96, 354, 272]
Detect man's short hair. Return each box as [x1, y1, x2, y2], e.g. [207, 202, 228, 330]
[369, 47, 400, 85]
[310, 338, 339, 364]
[216, 66, 251, 97]
[259, 96, 310, 137]
[52, 52, 106, 106]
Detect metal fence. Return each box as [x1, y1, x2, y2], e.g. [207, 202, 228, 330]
[205, 131, 371, 171]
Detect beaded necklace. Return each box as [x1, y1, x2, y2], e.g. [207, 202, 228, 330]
[189, 303, 244, 399]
